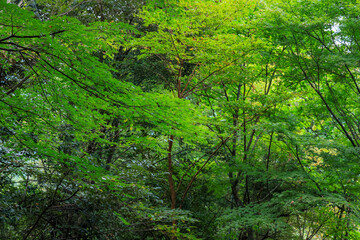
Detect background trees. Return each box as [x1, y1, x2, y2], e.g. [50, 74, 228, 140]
[1, 0, 360, 239]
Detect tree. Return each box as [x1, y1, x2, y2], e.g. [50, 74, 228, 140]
[0, 1, 201, 238]
[3, 0, 360, 239]
[258, 0, 360, 238]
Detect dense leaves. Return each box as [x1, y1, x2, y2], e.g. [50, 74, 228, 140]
[1, 0, 360, 239]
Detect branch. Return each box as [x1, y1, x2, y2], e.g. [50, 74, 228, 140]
[183, 59, 239, 98]
[5, 75, 32, 96]
[179, 134, 233, 208]
[0, 30, 65, 43]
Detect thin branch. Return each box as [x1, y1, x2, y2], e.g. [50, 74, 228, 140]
[183, 59, 239, 98]
[5, 75, 32, 96]
[179, 133, 234, 208]
[0, 30, 65, 43]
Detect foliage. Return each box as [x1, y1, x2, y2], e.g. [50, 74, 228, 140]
[1, 0, 360, 239]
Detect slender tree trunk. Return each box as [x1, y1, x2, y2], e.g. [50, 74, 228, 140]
[167, 135, 176, 218]
[229, 83, 243, 207]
